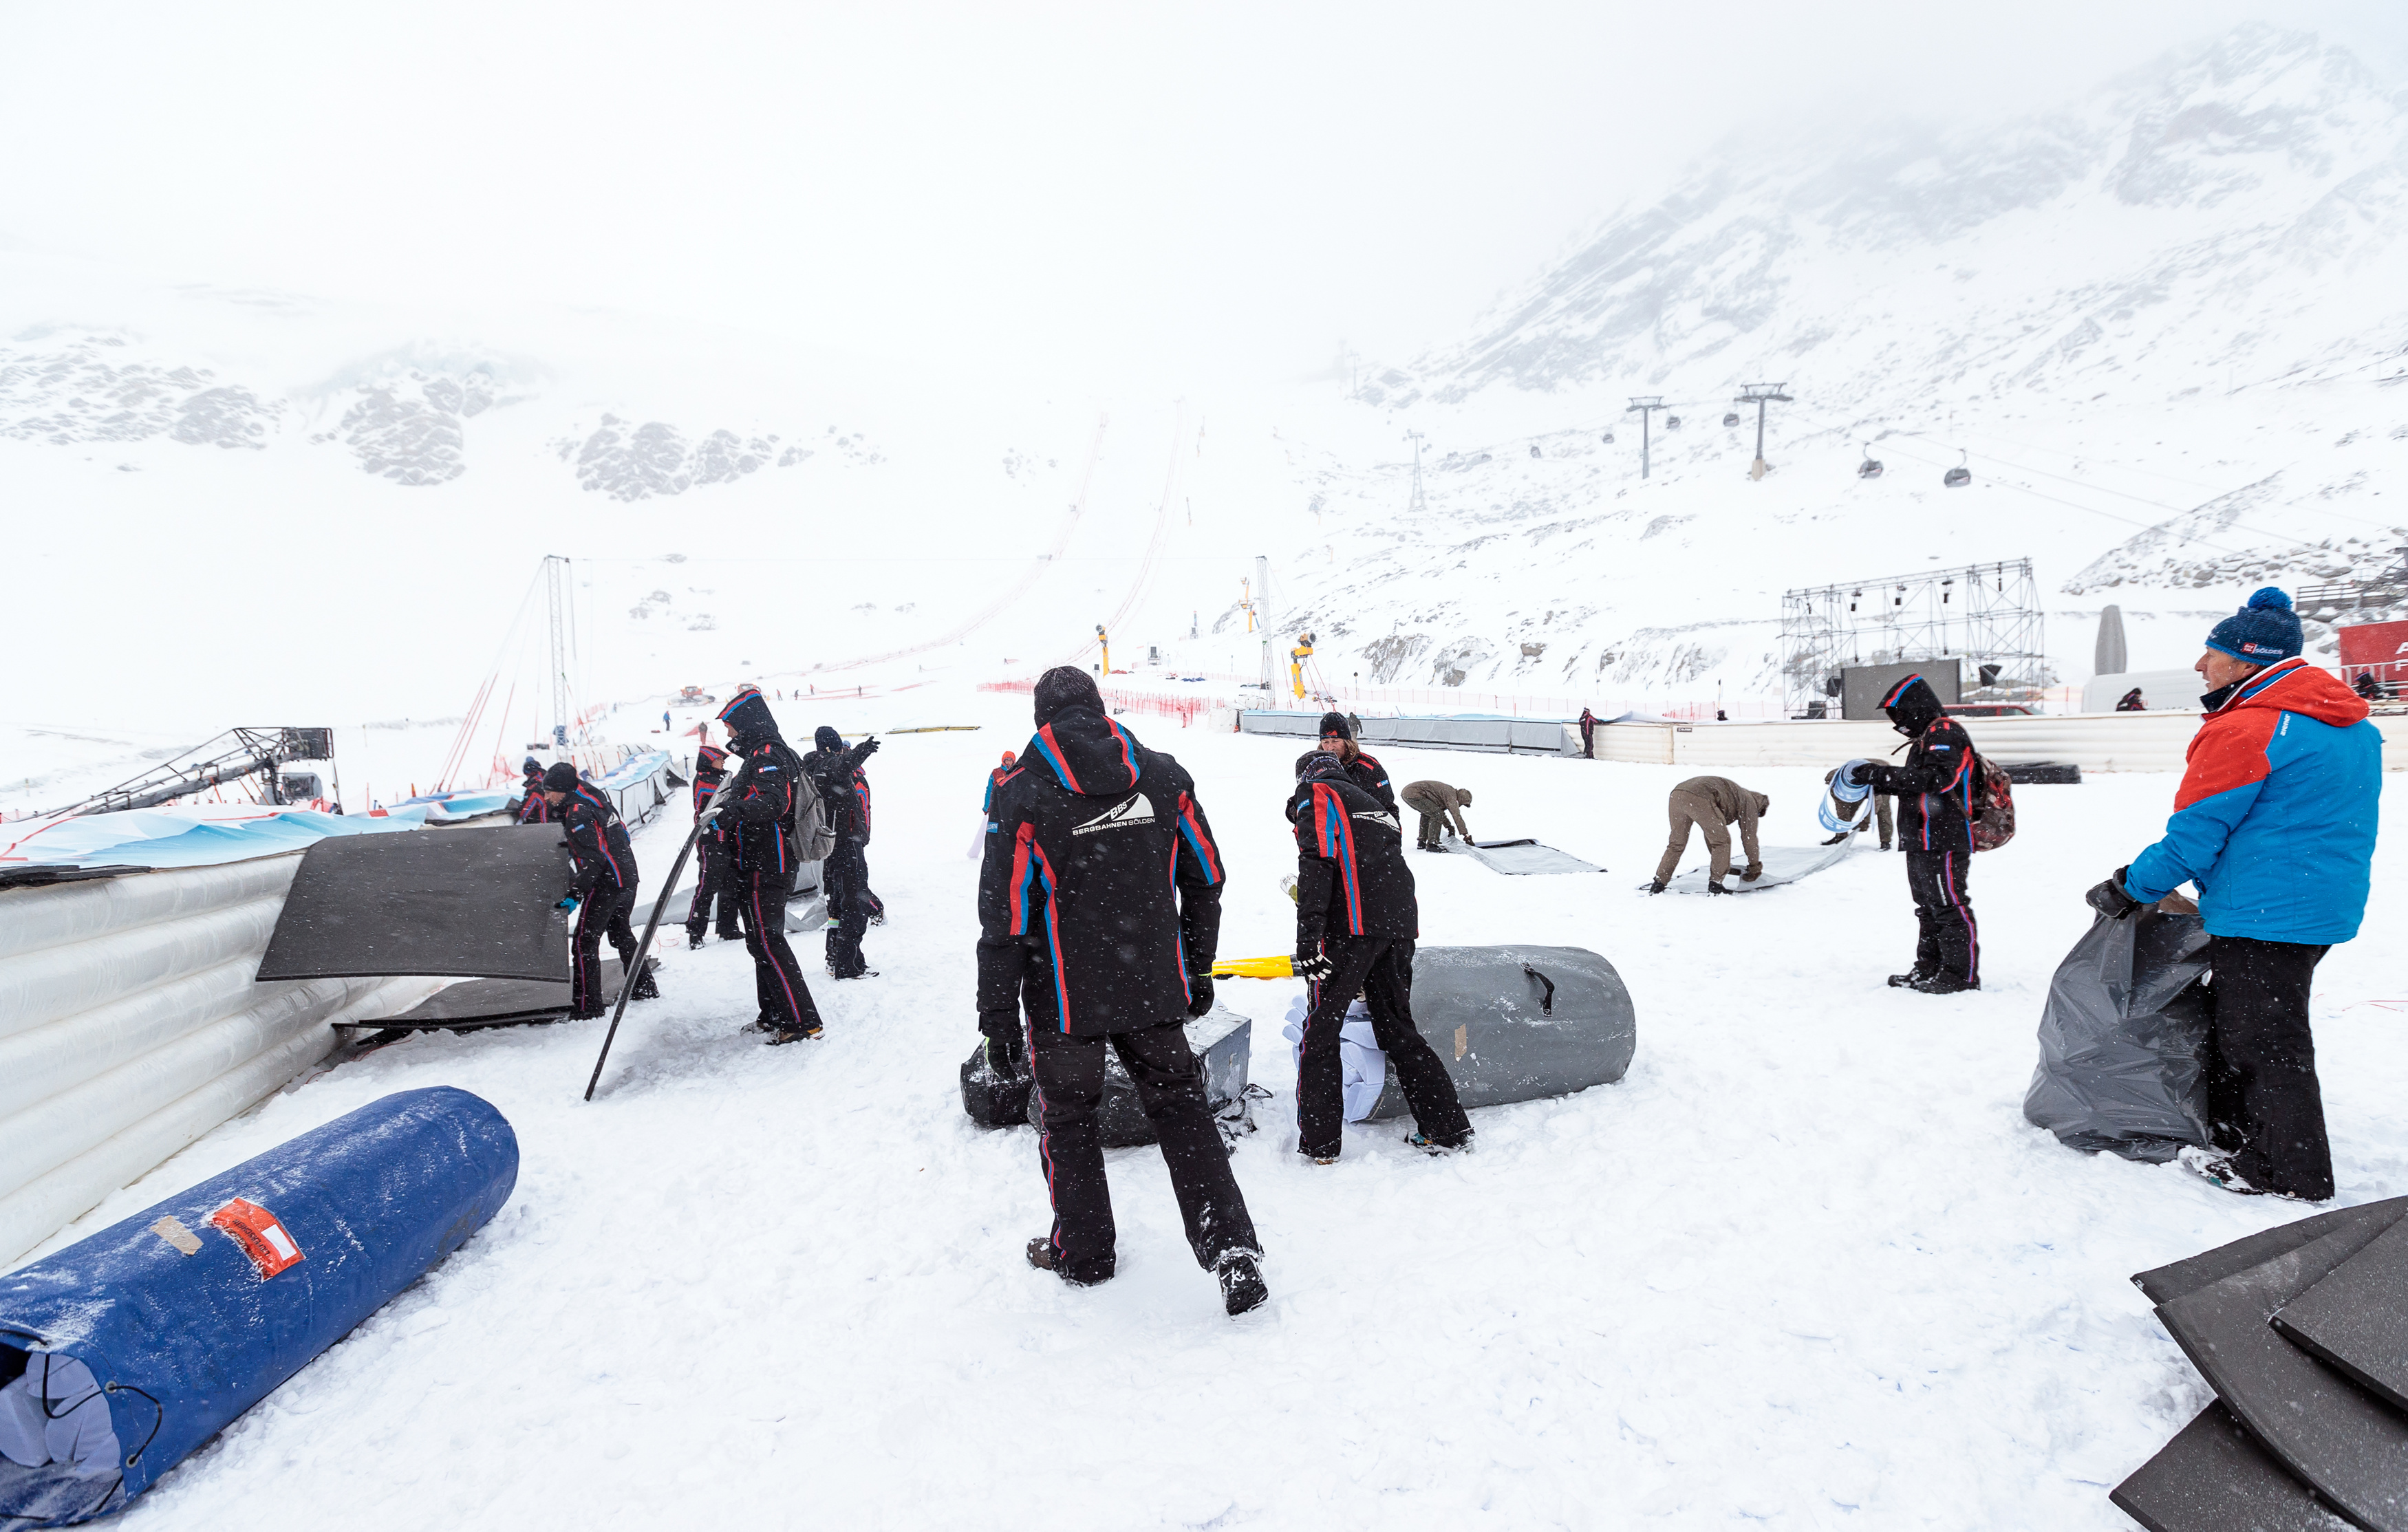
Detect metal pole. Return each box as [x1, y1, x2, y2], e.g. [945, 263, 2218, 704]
[1255, 554, 1273, 692]
[1642, 409, 1651, 479]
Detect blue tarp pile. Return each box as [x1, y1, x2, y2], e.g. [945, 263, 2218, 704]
[0, 805, 428, 873]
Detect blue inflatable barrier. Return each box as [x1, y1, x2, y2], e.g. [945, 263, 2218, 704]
[0, 1088, 517, 1526]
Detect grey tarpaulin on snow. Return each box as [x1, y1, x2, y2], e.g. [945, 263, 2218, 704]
[1662, 841, 1853, 894]
[1440, 838, 1604, 875]
[257, 825, 573, 982]
[2023, 911, 2213, 1161]
[958, 1008, 1254, 1146]
[2274, 1216, 2408, 1414]
[2111, 1403, 2353, 1532]
[656, 859, 826, 934]
[1362, 945, 1635, 1119]
[2152, 1216, 2408, 1532]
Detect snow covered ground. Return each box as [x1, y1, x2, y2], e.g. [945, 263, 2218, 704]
[25, 685, 2405, 1530]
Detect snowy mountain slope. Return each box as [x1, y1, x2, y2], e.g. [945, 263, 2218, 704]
[1245, 26, 2408, 706]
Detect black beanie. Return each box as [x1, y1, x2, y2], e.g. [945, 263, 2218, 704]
[814, 725, 844, 752]
[1317, 711, 1352, 740]
[1033, 666, 1104, 726]
[522, 756, 542, 776]
[1298, 753, 1350, 782]
[542, 762, 581, 793]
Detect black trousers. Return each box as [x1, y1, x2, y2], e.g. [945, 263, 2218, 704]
[571, 881, 640, 1019]
[823, 837, 872, 976]
[1296, 936, 1469, 1158]
[1026, 991, 1260, 1284]
[738, 870, 823, 1033]
[686, 839, 742, 940]
[1903, 850, 1979, 984]
[2204, 935, 2334, 1201]
[1580, 727, 1594, 758]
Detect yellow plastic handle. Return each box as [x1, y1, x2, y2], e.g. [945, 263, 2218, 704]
[1210, 954, 1296, 980]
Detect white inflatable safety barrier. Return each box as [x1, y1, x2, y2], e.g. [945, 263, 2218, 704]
[0, 858, 440, 1269]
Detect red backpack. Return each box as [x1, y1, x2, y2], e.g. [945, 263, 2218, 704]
[1972, 754, 2015, 852]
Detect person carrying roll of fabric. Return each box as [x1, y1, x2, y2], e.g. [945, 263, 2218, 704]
[2082, 589, 2380, 1201]
[1291, 710, 1396, 813]
[714, 689, 826, 1042]
[1840, 676, 1979, 992]
[1289, 754, 1472, 1164]
[1646, 776, 1768, 894]
[543, 763, 657, 1019]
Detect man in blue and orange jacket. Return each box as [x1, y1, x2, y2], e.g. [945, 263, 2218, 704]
[2087, 588, 2380, 1202]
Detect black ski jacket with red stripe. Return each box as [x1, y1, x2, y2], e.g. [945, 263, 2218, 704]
[976, 706, 1225, 1036]
[1289, 772, 1417, 947]
[515, 770, 552, 825]
[724, 739, 804, 876]
[561, 784, 636, 895]
[1858, 677, 1979, 854]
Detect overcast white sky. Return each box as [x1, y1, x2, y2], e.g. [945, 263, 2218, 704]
[3, 1, 2405, 391]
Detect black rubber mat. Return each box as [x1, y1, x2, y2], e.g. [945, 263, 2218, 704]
[2133, 1197, 2408, 1305]
[2111, 1403, 2353, 1532]
[2275, 1216, 2408, 1413]
[258, 826, 574, 981]
[350, 958, 658, 1031]
[2155, 1218, 2408, 1531]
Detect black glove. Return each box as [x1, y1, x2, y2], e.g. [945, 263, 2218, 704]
[985, 1035, 1022, 1079]
[978, 1009, 1023, 1077]
[1186, 974, 1216, 1017]
[1845, 763, 1874, 787]
[859, 737, 881, 757]
[2085, 867, 2143, 920]
[1293, 949, 1332, 983]
[1645, 880, 1666, 894]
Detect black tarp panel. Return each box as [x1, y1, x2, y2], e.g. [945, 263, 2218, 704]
[2024, 911, 2214, 1163]
[2154, 1219, 2408, 1531]
[2111, 1403, 2354, 1532]
[257, 826, 573, 982]
[1364, 945, 1636, 1119]
[2275, 1216, 2408, 1414]
[959, 1010, 1252, 1144]
[2132, 1198, 2408, 1306]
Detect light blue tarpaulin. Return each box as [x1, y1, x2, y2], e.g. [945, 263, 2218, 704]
[0, 806, 428, 872]
[387, 788, 515, 822]
[0, 1088, 517, 1526]
[592, 751, 670, 791]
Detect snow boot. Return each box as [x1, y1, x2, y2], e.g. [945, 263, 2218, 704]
[1026, 1237, 1107, 1286]
[687, 931, 706, 950]
[1217, 1253, 1269, 1317]
[1706, 881, 1734, 896]
[1645, 879, 1666, 894]
[1905, 972, 1978, 995]
[1406, 1128, 1473, 1155]
[632, 962, 661, 1002]
[764, 1022, 823, 1045]
[2179, 1145, 2277, 1198]
[1886, 969, 1933, 989]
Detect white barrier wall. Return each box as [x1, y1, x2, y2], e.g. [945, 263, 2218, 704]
[1587, 711, 2408, 773]
[0, 856, 440, 1269]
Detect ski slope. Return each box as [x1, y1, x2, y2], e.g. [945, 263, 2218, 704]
[26, 686, 2407, 1531]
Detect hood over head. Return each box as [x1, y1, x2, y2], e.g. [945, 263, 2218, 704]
[1025, 707, 1146, 797]
[696, 743, 729, 770]
[1754, 792, 1772, 817]
[1878, 673, 1945, 736]
[718, 687, 782, 746]
[1298, 752, 1351, 783]
[1033, 665, 1104, 727]
[813, 725, 845, 752]
[522, 756, 543, 777]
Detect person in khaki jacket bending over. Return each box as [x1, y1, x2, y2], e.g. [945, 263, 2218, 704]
[1648, 776, 1770, 895]
[1399, 779, 1474, 852]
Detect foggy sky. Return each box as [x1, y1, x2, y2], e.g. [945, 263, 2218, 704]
[3, 1, 2405, 391]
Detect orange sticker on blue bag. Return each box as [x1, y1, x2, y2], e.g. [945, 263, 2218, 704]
[208, 1198, 305, 1278]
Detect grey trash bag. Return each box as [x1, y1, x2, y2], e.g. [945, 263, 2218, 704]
[2023, 910, 2213, 1161]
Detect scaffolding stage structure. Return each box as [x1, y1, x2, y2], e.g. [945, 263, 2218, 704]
[1781, 559, 2046, 715]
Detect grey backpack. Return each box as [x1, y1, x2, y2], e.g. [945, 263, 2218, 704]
[791, 766, 836, 861]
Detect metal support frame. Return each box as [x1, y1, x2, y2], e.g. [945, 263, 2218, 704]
[50, 728, 338, 817]
[545, 554, 571, 748]
[1624, 397, 1665, 479]
[1781, 559, 2047, 715]
[1735, 382, 1792, 480]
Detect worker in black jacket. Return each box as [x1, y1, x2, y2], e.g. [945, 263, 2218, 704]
[804, 724, 881, 978]
[1290, 710, 1396, 812]
[542, 763, 658, 1018]
[515, 757, 552, 824]
[977, 666, 1267, 1317]
[1289, 754, 1471, 1163]
[715, 691, 825, 1042]
[683, 742, 742, 948]
[1845, 673, 1981, 993]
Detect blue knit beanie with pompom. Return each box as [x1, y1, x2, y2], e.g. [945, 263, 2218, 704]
[2206, 587, 2301, 664]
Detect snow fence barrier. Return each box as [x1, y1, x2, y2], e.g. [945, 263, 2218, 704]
[0, 860, 444, 1271]
[2023, 910, 2214, 1162]
[0, 1088, 516, 1526]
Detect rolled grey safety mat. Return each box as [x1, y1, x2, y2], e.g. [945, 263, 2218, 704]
[977, 1009, 1251, 1147]
[1365, 945, 1636, 1118]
